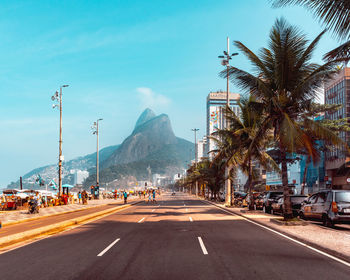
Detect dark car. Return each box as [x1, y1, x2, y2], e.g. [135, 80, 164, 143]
[300, 190, 350, 227]
[253, 193, 265, 210]
[233, 191, 247, 206]
[271, 195, 308, 216]
[262, 191, 283, 213]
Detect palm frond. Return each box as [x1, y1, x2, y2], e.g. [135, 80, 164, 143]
[324, 40, 350, 61]
[272, 0, 350, 40]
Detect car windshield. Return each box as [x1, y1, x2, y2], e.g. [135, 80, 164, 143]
[270, 192, 283, 198]
[291, 196, 307, 203]
[335, 192, 350, 203]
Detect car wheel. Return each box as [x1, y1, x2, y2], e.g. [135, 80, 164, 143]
[322, 215, 334, 228]
[263, 205, 270, 214]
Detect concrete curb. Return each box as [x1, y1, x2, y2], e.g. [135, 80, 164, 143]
[0, 200, 143, 249]
[203, 199, 350, 263]
[1, 198, 139, 227]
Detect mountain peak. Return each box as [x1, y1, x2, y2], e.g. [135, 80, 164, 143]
[134, 108, 156, 130]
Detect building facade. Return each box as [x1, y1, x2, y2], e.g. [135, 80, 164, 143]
[206, 91, 240, 157]
[324, 67, 350, 189]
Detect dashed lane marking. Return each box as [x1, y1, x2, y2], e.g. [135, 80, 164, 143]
[198, 237, 208, 255]
[152, 209, 155, 212]
[97, 238, 120, 257]
[202, 200, 350, 268]
[138, 217, 145, 223]
[189, 217, 193, 222]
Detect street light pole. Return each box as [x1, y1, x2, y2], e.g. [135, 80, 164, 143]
[218, 37, 238, 206]
[92, 119, 103, 199]
[192, 128, 199, 196]
[52, 85, 69, 198]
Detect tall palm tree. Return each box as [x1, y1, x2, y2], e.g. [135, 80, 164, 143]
[272, 0, 350, 61]
[213, 97, 279, 209]
[223, 18, 345, 218]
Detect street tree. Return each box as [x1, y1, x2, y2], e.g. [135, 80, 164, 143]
[213, 97, 279, 209]
[223, 18, 345, 219]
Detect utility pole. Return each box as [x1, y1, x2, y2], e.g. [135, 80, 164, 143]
[218, 37, 238, 206]
[192, 128, 199, 196]
[92, 119, 103, 199]
[52, 85, 69, 198]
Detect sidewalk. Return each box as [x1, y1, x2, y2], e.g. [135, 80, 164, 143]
[204, 199, 350, 262]
[0, 196, 139, 226]
[0, 197, 144, 250]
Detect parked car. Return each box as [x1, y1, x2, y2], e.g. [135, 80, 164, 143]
[233, 191, 247, 206]
[254, 193, 265, 210]
[300, 190, 350, 227]
[262, 191, 283, 213]
[270, 195, 308, 216]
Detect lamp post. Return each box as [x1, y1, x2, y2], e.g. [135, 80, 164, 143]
[92, 118, 103, 199]
[218, 37, 238, 206]
[192, 128, 199, 196]
[52, 85, 69, 197]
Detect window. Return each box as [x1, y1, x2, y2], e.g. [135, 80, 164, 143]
[317, 192, 327, 203]
[309, 194, 318, 204]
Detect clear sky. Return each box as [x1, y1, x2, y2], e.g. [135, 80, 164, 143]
[0, 0, 341, 186]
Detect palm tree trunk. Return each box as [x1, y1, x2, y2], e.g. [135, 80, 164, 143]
[280, 147, 293, 220]
[248, 158, 254, 210]
[301, 156, 310, 195]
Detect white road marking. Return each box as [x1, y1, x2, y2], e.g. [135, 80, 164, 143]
[97, 238, 120, 257]
[0, 203, 138, 255]
[186, 208, 188, 212]
[202, 201, 350, 268]
[138, 217, 145, 223]
[198, 237, 208, 255]
[184, 204, 186, 206]
[152, 209, 155, 212]
[189, 216, 193, 222]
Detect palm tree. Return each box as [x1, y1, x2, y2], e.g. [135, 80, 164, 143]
[186, 159, 227, 200]
[213, 97, 279, 209]
[223, 18, 345, 218]
[272, 0, 350, 61]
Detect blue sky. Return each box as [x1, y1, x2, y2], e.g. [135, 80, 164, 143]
[0, 0, 341, 186]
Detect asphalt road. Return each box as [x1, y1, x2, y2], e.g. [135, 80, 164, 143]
[0, 192, 349, 280]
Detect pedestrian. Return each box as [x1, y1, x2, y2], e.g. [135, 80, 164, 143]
[82, 190, 88, 205]
[78, 191, 82, 204]
[123, 191, 128, 204]
[148, 191, 152, 203]
[152, 190, 156, 203]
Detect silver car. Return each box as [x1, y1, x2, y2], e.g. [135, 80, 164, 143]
[300, 190, 350, 227]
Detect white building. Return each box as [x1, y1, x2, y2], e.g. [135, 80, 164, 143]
[73, 170, 89, 185]
[206, 91, 240, 157]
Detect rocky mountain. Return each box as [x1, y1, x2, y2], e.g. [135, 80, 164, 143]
[84, 109, 193, 186]
[8, 145, 119, 188]
[102, 112, 178, 167]
[9, 108, 193, 189]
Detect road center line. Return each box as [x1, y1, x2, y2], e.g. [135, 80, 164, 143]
[189, 216, 193, 222]
[198, 237, 208, 255]
[202, 200, 350, 268]
[97, 238, 120, 257]
[138, 217, 145, 223]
